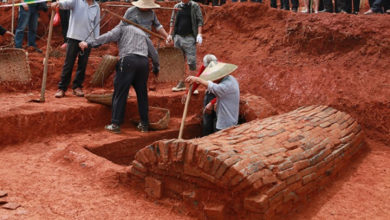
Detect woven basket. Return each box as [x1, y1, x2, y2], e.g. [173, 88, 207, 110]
[85, 93, 113, 106]
[148, 106, 170, 130]
[90, 55, 118, 86]
[0, 48, 31, 83]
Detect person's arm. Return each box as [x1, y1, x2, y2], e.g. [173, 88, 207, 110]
[146, 37, 159, 75]
[207, 78, 233, 97]
[80, 25, 121, 50]
[56, 0, 76, 10]
[167, 5, 178, 43]
[93, 5, 100, 39]
[195, 3, 203, 44]
[185, 76, 209, 88]
[191, 65, 205, 92]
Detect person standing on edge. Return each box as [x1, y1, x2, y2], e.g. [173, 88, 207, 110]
[52, 0, 100, 98]
[79, 24, 159, 133]
[14, 0, 43, 53]
[166, 0, 203, 93]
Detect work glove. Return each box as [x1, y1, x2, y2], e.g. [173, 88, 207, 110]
[166, 35, 172, 44]
[153, 66, 159, 76]
[196, 34, 202, 45]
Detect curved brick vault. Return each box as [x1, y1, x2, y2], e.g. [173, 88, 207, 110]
[129, 105, 365, 219]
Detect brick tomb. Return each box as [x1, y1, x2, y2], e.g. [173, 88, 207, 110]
[128, 105, 365, 219]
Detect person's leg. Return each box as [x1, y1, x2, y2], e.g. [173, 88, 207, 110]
[58, 39, 79, 91]
[132, 55, 150, 128]
[172, 35, 196, 91]
[27, 6, 38, 47]
[111, 56, 136, 126]
[292, 0, 299, 11]
[270, 0, 277, 8]
[345, 0, 353, 13]
[322, 0, 334, 12]
[202, 92, 216, 136]
[282, 0, 290, 10]
[72, 43, 91, 90]
[372, 0, 384, 12]
[59, 9, 70, 43]
[14, 6, 29, 48]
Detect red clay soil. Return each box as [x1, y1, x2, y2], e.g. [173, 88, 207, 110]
[0, 1, 389, 219]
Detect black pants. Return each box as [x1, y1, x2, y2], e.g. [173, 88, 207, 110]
[59, 9, 70, 43]
[281, 0, 299, 10]
[345, 0, 361, 12]
[58, 38, 91, 91]
[112, 54, 149, 126]
[202, 92, 216, 136]
[323, 0, 341, 12]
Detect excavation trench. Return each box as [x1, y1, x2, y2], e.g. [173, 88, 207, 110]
[85, 123, 202, 166]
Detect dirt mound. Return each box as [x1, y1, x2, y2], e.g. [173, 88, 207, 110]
[0, 2, 389, 144]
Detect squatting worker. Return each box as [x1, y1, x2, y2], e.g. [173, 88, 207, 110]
[167, 0, 203, 93]
[185, 61, 240, 133]
[52, 0, 100, 98]
[79, 24, 159, 133]
[119, 0, 169, 40]
[183, 54, 218, 136]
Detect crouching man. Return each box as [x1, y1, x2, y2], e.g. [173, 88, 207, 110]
[79, 24, 159, 133]
[185, 61, 240, 134]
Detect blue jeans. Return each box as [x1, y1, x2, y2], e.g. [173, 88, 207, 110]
[14, 5, 39, 48]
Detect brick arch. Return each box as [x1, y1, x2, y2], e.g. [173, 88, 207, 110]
[130, 105, 364, 218]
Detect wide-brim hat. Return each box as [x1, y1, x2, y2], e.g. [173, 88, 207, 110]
[132, 0, 161, 9]
[199, 61, 238, 82]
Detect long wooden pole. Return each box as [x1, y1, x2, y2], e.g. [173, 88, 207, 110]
[39, 9, 55, 102]
[102, 8, 165, 40]
[107, 5, 178, 10]
[178, 84, 193, 139]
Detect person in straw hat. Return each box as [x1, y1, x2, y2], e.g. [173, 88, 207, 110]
[119, 0, 169, 40]
[185, 59, 240, 133]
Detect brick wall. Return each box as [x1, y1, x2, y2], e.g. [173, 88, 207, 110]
[129, 105, 365, 219]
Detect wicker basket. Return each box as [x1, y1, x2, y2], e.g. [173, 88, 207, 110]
[90, 55, 118, 86]
[0, 48, 31, 83]
[148, 106, 170, 130]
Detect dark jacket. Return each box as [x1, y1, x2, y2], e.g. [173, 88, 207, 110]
[170, 1, 203, 38]
[0, 25, 6, 36]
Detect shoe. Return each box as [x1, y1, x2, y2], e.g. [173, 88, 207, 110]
[60, 43, 67, 50]
[105, 124, 120, 134]
[193, 89, 199, 95]
[364, 9, 374, 15]
[292, 8, 298, 12]
[386, 9, 390, 14]
[54, 89, 65, 98]
[137, 123, 149, 133]
[339, 10, 347, 14]
[72, 88, 84, 97]
[32, 46, 42, 53]
[172, 81, 186, 92]
[301, 9, 308, 13]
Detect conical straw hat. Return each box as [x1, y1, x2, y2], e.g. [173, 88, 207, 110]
[199, 61, 238, 82]
[132, 0, 161, 9]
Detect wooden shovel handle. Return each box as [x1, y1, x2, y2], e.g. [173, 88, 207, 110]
[103, 8, 165, 41]
[178, 84, 193, 139]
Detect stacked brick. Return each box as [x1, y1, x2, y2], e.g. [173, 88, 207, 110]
[129, 105, 364, 219]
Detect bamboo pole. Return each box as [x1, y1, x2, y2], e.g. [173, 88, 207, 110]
[102, 8, 165, 40]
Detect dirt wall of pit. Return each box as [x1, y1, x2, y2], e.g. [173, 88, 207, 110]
[129, 105, 364, 219]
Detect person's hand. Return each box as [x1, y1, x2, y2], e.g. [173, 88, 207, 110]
[196, 34, 202, 45]
[5, 31, 14, 38]
[79, 41, 88, 51]
[22, 4, 29, 11]
[185, 76, 198, 84]
[203, 102, 213, 115]
[152, 66, 159, 76]
[166, 35, 172, 44]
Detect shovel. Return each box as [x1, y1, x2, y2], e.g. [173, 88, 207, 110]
[30, 8, 55, 103]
